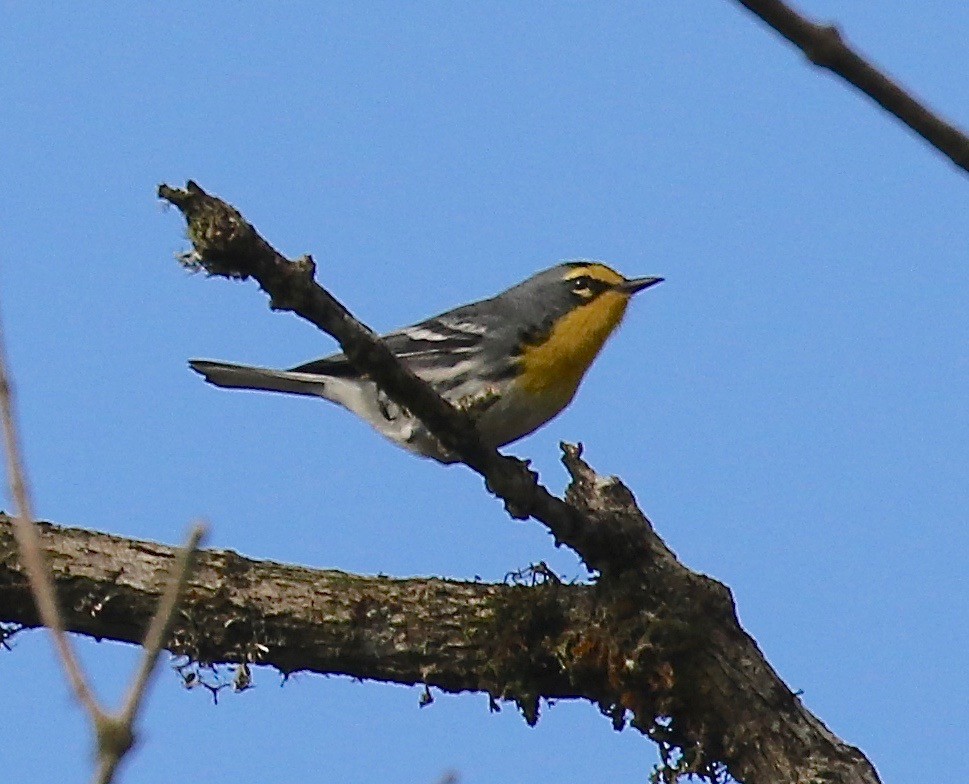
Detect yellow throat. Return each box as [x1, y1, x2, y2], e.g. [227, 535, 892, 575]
[517, 264, 631, 404]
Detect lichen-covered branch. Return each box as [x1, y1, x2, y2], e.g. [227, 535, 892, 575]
[0, 516, 586, 699]
[0, 497, 880, 784]
[734, 0, 969, 174]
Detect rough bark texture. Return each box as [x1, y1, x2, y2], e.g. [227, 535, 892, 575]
[0, 516, 589, 697]
[0, 487, 880, 784]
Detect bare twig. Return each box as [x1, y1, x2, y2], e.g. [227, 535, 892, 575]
[0, 308, 104, 720]
[92, 523, 207, 784]
[734, 0, 969, 174]
[0, 303, 206, 784]
[120, 523, 207, 724]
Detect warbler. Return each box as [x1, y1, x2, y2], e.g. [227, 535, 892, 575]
[190, 261, 662, 463]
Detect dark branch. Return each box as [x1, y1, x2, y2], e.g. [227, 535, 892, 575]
[734, 0, 969, 174]
[158, 181, 652, 575]
[0, 515, 880, 784]
[0, 517, 580, 698]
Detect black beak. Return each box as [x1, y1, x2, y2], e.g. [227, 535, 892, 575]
[619, 276, 664, 295]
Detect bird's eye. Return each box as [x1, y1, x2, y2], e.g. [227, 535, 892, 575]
[570, 275, 594, 296]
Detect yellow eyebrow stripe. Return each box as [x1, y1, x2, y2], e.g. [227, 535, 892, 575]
[563, 263, 625, 286]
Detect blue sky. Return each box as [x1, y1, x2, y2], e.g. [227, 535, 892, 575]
[1, 4, 966, 783]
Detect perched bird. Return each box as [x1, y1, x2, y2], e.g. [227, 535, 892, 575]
[190, 261, 662, 463]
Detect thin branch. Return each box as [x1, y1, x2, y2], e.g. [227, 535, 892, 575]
[734, 0, 969, 174]
[0, 303, 206, 784]
[0, 308, 104, 720]
[158, 181, 663, 577]
[92, 523, 208, 784]
[119, 522, 207, 725]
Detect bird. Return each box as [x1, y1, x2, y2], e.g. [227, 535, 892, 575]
[189, 261, 662, 463]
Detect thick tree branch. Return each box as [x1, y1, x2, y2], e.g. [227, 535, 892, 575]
[734, 0, 969, 174]
[0, 513, 880, 784]
[0, 517, 588, 698]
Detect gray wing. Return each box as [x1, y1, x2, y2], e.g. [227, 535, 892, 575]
[291, 307, 516, 390]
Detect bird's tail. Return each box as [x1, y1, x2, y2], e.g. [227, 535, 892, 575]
[189, 360, 329, 397]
